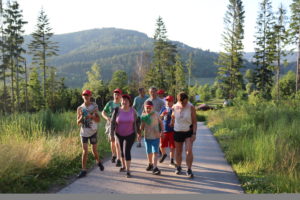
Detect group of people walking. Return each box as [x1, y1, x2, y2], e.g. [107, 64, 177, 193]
[76, 86, 197, 179]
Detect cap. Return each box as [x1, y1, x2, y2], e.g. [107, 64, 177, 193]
[121, 94, 131, 101]
[157, 89, 165, 95]
[82, 89, 92, 96]
[144, 100, 153, 107]
[113, 88, 122, 94]
[165, 95, 174, 102]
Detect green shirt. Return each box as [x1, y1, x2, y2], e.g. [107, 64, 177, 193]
[103, 101, 121, 117]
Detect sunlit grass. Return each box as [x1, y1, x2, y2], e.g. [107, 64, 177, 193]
[207, 101, 300, 193]
[0, 110, 109, 193]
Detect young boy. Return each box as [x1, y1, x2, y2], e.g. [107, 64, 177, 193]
[159, 96, 175, 166]
[77, 89, 104, 178]
[139, 100, 164, 175]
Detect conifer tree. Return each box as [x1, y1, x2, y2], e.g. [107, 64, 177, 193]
[216, 0, 245, 99]
[253, 0, 276, 99]
[289, 0, 300, 91]
[3, 1, 27, 111]
[28, 8, 58, 106]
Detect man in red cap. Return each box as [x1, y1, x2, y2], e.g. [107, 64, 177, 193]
[159, 95, 175, 166]
[77, 89, 104, 178]
[157, 89, 166, 102]
[102, 88, 122, 167]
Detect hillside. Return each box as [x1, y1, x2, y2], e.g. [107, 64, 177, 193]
[24, 28, 296, 88]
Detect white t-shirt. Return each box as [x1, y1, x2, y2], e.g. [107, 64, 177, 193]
[78, 102, 98, 137]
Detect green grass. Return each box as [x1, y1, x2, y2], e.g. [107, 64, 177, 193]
[0, 110, 110, 193]
[207, 101, 300, 193]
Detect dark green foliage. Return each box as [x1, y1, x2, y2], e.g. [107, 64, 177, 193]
[28, 9, 58, 105]
[217, 0, 245, 99]
[253, 0, 277, 99]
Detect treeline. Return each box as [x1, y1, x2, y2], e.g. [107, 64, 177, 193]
[215, 0, 300, 100]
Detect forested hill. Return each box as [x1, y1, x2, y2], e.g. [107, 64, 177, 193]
[24, 28, 221, 88]
[24, 28, 295, 88]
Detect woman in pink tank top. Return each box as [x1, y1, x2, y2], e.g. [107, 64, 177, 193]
[111, 94, 140, 178]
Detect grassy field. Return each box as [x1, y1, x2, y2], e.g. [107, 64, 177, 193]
[0, 110, 109, 193]
[207, 101, 300, 193]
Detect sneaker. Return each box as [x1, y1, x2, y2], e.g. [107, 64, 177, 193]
[77, 170, 87, 178]
[159, 154, 167, 163]
[169, 159, 175, 166]
[136, 142, 142, 148]
[116, 159, 122, 167]
[175, 166, 182, 175]
[119, 167, 126, 172]
[186, 169, 194, 178]
[146, 163, 154, 171]
[152, 167, 161, 175]
[98, 161, 104, 171]
[111, 156, 117, 163]
[126, 172, 132, 178]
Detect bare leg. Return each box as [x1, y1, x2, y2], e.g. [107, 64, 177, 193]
[81, 143, 89, 170]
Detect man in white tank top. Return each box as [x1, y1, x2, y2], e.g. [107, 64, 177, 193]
[171, 92, 197, 178]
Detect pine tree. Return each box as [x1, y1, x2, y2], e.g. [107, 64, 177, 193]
[289, 0, 300, 91]
[28, 8, 58, 107]
[28, 67, 42, 111]
[148, 16, 177, 92]
[216, 0, 245, 99]
[3, 1, 27, 111]
[253, 0, 276, 99]
[174, 54, 187, 95]
[186, 53, 193, 88]
[274, 4, 289, 100]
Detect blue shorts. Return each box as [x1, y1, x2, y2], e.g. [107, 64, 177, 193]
[144, 138, 160, 154]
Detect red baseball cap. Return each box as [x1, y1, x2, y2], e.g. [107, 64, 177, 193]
[145, 100, 153, 107]
[157, 89, 165, 95]
[165, 95, 174, 102]
[121, 94, 131, 101]
[82, 89, 92, 96]
[113, 88, 122, 94]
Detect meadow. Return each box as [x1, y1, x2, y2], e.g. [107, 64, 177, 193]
[207, 100, 300, 193]
[0, 110, 109, 193]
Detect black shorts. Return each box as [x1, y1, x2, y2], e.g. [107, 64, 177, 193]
[81, 132, 97, 144]
[174, 130, 193, 143]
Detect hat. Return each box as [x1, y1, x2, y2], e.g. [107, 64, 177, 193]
[157, 89, 165, 95]
[165, 95, 174, 102]
[113, 88, 122, 94]
[82, 89, 92, 96]
[144, 100, 153, 107]
[121, 94, 131, 101]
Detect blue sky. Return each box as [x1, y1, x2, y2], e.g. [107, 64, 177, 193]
[16, 0, 293, 52]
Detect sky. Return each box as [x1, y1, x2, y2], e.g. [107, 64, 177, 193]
[16, 0, 293, 53]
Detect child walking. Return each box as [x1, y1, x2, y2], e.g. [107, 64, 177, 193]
[139, 100, 164, 175]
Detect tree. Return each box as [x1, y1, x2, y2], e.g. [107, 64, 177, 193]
[3, 1, 27, 111]
[146, 16, 177, 92]
[216, 0, 245, 99]
[186, 53, 193, 88]
[28, 8, 58, 107]
[82, 63, 105, 101]
[28, 67, 42, 111]
[289, 0, 300, 91]
[174, 54, 187, 95]
[253, 0, 276, 99]
[274, 4, 289, 101]
[108, 70, 128, 93]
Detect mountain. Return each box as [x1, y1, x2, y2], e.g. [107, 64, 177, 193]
[24, 28, 296, 88]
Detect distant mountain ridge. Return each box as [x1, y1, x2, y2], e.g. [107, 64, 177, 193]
[23, 28, 296, 88]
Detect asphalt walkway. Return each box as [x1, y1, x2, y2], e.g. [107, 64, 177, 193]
[58, 122, 243, 194]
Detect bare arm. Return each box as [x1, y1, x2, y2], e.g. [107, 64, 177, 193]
[191, 105, 197, 134]
[77, 107, 83, 125]
[102, 110, 110, 121]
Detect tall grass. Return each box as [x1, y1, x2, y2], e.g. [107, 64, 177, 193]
[207, 101, 300, 193]
[0, 110, 109, 193]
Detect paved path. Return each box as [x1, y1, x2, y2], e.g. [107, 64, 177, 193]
[58, 122, 243, 194]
